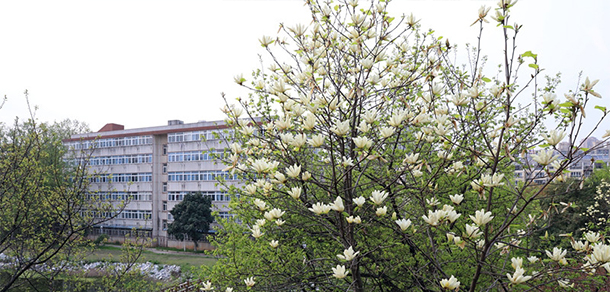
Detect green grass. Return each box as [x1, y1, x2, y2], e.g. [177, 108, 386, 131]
[84, 245, 217, 271]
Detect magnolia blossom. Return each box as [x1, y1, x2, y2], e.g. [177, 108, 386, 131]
[302, 171, 312, 181]
[584, 231, 601, 243]
[370, 190, 389, 205]
[422, 210, 443, 226]
[363, 110, 378, 124]
[592, 243, 610, 263]
[449, 194, 464, 205]
[267, 208, 285, 219]
[557, 279, 574, 288]
[253, 199, 267, 211]
[309, 202, 331, 215]
[331, 120, 350, 136]
[330, 196, 345, 212]
[275, 219, 285, 226]
[352, 136, 373, 149]
[379, 126, 396, 138]
[201, 280, 214, 291]
[506, 267, 532, 285]
[511, 257, 523, 269]
[440, 275, 460, 290]
[542, 130, 566, 146]
[269, 240, 279, 248]
[332, 265, 349, 279]
[308, 134, 325, 147]
[250, 225, 263, 238]
[286, 164, 301, 178]
[571, 240, 588, 252]
[225, 288, 233, 292]
[395, 218, 412, 231]
[403, 153, 420, 165]
[302, 114, 316, 130]
[464, 224, 482, 239]
[288, 186, 302, 199]
[470, 209, 494, 226]
[376, 206, 388, 216]
[480, 173, 504, 187]
[532, 148, 557, 166]
[346, 215, 362, 224]
[353, 196, 366, 207]
[244, 276, 256, 287]
[527, 256, 539, 263]
[546, 247, 567, 263]
[337, 246, 360, 261]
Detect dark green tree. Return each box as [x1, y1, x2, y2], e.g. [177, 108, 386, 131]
[168, 193, 214, 250]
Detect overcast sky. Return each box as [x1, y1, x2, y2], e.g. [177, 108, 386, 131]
[0, 0, 608, 138]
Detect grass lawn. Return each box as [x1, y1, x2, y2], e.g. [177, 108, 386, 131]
[84, 245, 217, 271]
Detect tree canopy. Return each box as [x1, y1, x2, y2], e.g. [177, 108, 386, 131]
[168, 192, 214, 249]
[199, 0, 609, 291]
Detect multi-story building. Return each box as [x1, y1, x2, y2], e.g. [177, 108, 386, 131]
[514, 137, 610, 184]
[64, 120, 236, 249]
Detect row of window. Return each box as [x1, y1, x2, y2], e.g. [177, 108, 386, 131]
[117, 209, 153, 220]
[67, 136, 153, 150]
[167, 130, 233, 143]
[87, 191, 153, 201]
[168, 191, 231, 202]
[87, 154, 153, 166]
[168, 171, 237, 182]
[168, 150, 224, 162]
[91, 173, 153, 183]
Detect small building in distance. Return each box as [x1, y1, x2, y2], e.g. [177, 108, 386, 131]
[514, 136, 610, 185]
[64, 120, 236, 250]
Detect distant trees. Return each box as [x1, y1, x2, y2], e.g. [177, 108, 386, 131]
[0, 114, 115, 292]
[167, 193, 214, 251]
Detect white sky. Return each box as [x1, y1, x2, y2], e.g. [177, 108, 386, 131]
[0, 0, 608, 138]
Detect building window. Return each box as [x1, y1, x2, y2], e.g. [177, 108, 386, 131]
[163, 163, 167, 174]
[163, 144, 168, 155]
[162, 220, 168, 231]
[163, 201, 167, 211]
[163, 182, 167, 193]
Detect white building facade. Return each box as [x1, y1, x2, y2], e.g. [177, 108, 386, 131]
[64, 120, 235, 249]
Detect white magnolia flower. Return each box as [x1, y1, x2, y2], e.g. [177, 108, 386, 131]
[269, 240, 279, 248]
[542, 130, 566, 146]
[454, 236, 466, 249]
[250, 225, 263, 238]
[259, 35, 274, 47]
[357, 120, 370, 133]
[470, 209, 494, 226]
[253, 199, 267, 211]
[346, 215, 362, 224]
[362, 110, 378, 124]
[403, 153, 420, 166]
[464, 224, 482, 239]
[302, 171, 312, 181]
[395, 219, 412, 231]
[245, 184, 257, 195]
[303, 114, 316, 130]
[506, 267, 531, 285]
[449, 194, 464, 205]
[379, 126, 395, 138]
[602, 129, 610, 139]
[332, 265, 349, 279]
[445, 210, 461, 223]
[267, 208, 285, 219]
[511, 257, 523, 269]
[532, 148, 557, 166]
[309, 202, 331, 215]
[308, 134, 325, 147]
[440, 275, 460, 290]
[546, 247, 567, 262]
[370, 190, 389, 205]
[330, 196, 345, 212]
[557, 279, 574, 288]
[286, 164, 302, 178]
[571, 240, 588, 252]
[376, 206, 388, 216]
[275, 219, 285, 226]
[331, 120, 350, 136]
[201, 280, 214, 291]
[426, 197, 440, 206]
[288, 186, 302, 199]
[337, 246, 360, 261]
[291, 133, 307, 149]
[255, 219, 266, 227]
[584, 231, 601, 243]
[527, 256, 539, 263]
[592, 243, 610, 263]
[422, 210, 443, 226]
[244, 276, 256, 287]
[225, 288, 233, 292]
[352, 136, 373, 149]
[353, 196, 366, 207]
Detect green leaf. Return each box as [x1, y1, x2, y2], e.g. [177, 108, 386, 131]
[521, 51, 538, 59]
[558, 102, 573, 107]
[528, 63, 539, 70]
[503, 25, 514, 30]
[594, 105, 607, 112]
[580, 147, 589, 152]
[481, 77, 491, 83]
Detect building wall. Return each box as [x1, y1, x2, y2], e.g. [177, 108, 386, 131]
[65, 120, 235, 249]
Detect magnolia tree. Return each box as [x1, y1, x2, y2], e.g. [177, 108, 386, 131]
[201, 0, 609, 291]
